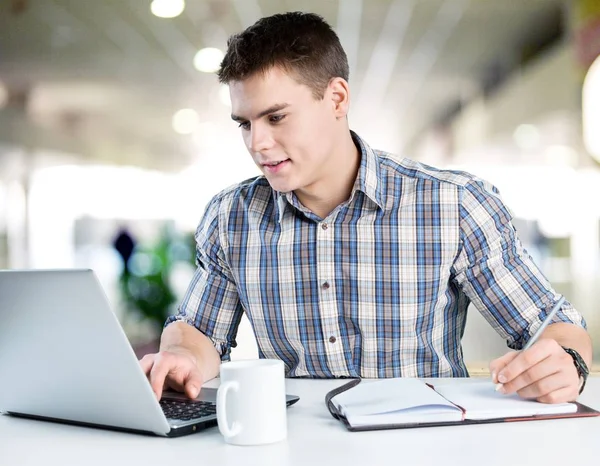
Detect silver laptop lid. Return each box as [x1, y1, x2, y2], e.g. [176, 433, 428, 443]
[0, 269, 171, 435]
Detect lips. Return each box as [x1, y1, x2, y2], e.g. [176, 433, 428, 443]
[262, 159, 290, 174]
[261, 159, 289, 167]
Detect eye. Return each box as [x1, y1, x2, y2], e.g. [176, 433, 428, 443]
[269, 114, 285, 124]
[238, 121, 250, 131]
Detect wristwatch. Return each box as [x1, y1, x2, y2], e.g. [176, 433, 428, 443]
[561, 347, 589, 394]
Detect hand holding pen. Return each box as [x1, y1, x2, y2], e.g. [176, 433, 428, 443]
[488, 296, 583, 403]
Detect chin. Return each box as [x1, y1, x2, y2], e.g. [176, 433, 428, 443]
[265, 178, 298, 194]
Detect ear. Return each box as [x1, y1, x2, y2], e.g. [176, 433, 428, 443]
[327, 77, 350, 119]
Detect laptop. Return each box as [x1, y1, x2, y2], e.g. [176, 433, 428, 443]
[0, 269, 299, 437]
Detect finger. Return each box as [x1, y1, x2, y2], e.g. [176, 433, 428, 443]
[183, 368, 204, 399]
[499, 356, 561, 395]
[497, 340, 556, 384]
[536, 385, 579, 404]
[516, 372, 569, 400]
[165, 378, 185, 393]
[489, 351, 519, 383]
[139, 354, 156, 376]
[149, 356, 171, 400]
[515, 353, 578, 400]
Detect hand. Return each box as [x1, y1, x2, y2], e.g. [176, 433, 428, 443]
[489, 338, 580, 403]
[139, 350, 204, 401]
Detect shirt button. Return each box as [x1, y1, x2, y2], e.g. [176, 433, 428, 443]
[329, 336, 337, 343]
[321, 223, 328, 230]
[322, 281, 330, 290]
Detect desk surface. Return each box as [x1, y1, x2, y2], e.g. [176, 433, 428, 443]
[2, 377, 599, 466]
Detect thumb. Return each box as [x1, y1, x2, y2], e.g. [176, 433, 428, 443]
[489, 351, 519, 383]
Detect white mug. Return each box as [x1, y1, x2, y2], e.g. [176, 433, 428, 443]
[217, 359, 287, 446]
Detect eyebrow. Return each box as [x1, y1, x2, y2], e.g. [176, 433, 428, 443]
[231, 103, 290, 122]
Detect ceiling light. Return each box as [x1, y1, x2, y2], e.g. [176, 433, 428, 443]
[0, 82, 8, 108]
[151, 0, 185, 19]
[172, 108, 199, 135]
[583, 55, 600, 164]
[513, 124, 540, 151]
[194, 47, 224, 73]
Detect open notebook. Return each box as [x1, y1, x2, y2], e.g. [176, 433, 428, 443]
[326, 378, 599, 431]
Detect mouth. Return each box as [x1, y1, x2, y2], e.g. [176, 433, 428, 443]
[261, 159, 290, 174]
[261, 159, 289, 167]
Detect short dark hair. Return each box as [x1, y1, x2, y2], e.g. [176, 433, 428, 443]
[218, 12, 349, 99]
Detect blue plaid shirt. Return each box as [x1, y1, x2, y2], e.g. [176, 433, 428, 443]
[168, 131, 585, 378]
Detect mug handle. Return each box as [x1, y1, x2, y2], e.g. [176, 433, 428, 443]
[217, 381, 242, 438]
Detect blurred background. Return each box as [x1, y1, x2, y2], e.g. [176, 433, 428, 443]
[0, 0, 599, 372]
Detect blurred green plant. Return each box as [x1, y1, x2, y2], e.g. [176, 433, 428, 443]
[117, 225, 196, 334]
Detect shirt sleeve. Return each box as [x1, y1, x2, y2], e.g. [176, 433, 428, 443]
[165, 193, 243, 361]
[451, 178, 586, 350]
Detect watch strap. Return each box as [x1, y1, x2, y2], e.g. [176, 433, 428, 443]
[561, 346, 588, 394]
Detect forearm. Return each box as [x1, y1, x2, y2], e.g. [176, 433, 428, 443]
[540, 322, 593, 367]
[159, 321, 222, 383]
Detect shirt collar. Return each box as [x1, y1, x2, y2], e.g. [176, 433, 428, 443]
[350, 130, 384, 211]
[275, 191, 292, 223]
[274, 131, 384, 223]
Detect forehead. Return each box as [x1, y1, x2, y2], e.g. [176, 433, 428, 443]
[229, 67, 312, 114]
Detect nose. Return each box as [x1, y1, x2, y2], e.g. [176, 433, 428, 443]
[248, 123, 274, 153]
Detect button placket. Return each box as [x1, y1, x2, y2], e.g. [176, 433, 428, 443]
[315, 219, 346, 372]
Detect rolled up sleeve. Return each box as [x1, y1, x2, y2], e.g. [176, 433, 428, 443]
[452, 179, 586, 350]
[166, 194, 243, 361]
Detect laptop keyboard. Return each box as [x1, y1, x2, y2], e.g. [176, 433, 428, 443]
[159, 399, 217, 421]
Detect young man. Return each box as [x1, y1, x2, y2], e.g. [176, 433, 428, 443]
[141, 12, 591, 404]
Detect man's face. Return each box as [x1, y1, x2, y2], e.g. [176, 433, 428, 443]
[229, 67, 339, 194]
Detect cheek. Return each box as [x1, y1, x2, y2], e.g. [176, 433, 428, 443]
[303, 114, 334, 154]
[292, 109, 332, 144]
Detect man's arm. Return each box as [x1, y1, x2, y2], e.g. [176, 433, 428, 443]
[452, 179, 592, 403]
[140, 192, 242, 400]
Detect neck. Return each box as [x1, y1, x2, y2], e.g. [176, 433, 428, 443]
[295, 129, 360, 219]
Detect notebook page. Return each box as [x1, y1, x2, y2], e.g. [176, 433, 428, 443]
[433, 381, 577, 421]
[332, 378, 463, 426]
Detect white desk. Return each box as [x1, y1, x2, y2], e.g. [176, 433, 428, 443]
[1, 377, 599, 466]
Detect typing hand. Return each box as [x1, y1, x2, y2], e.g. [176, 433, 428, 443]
[489, 338, 580, 404]
[139, 350, 204, 401]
